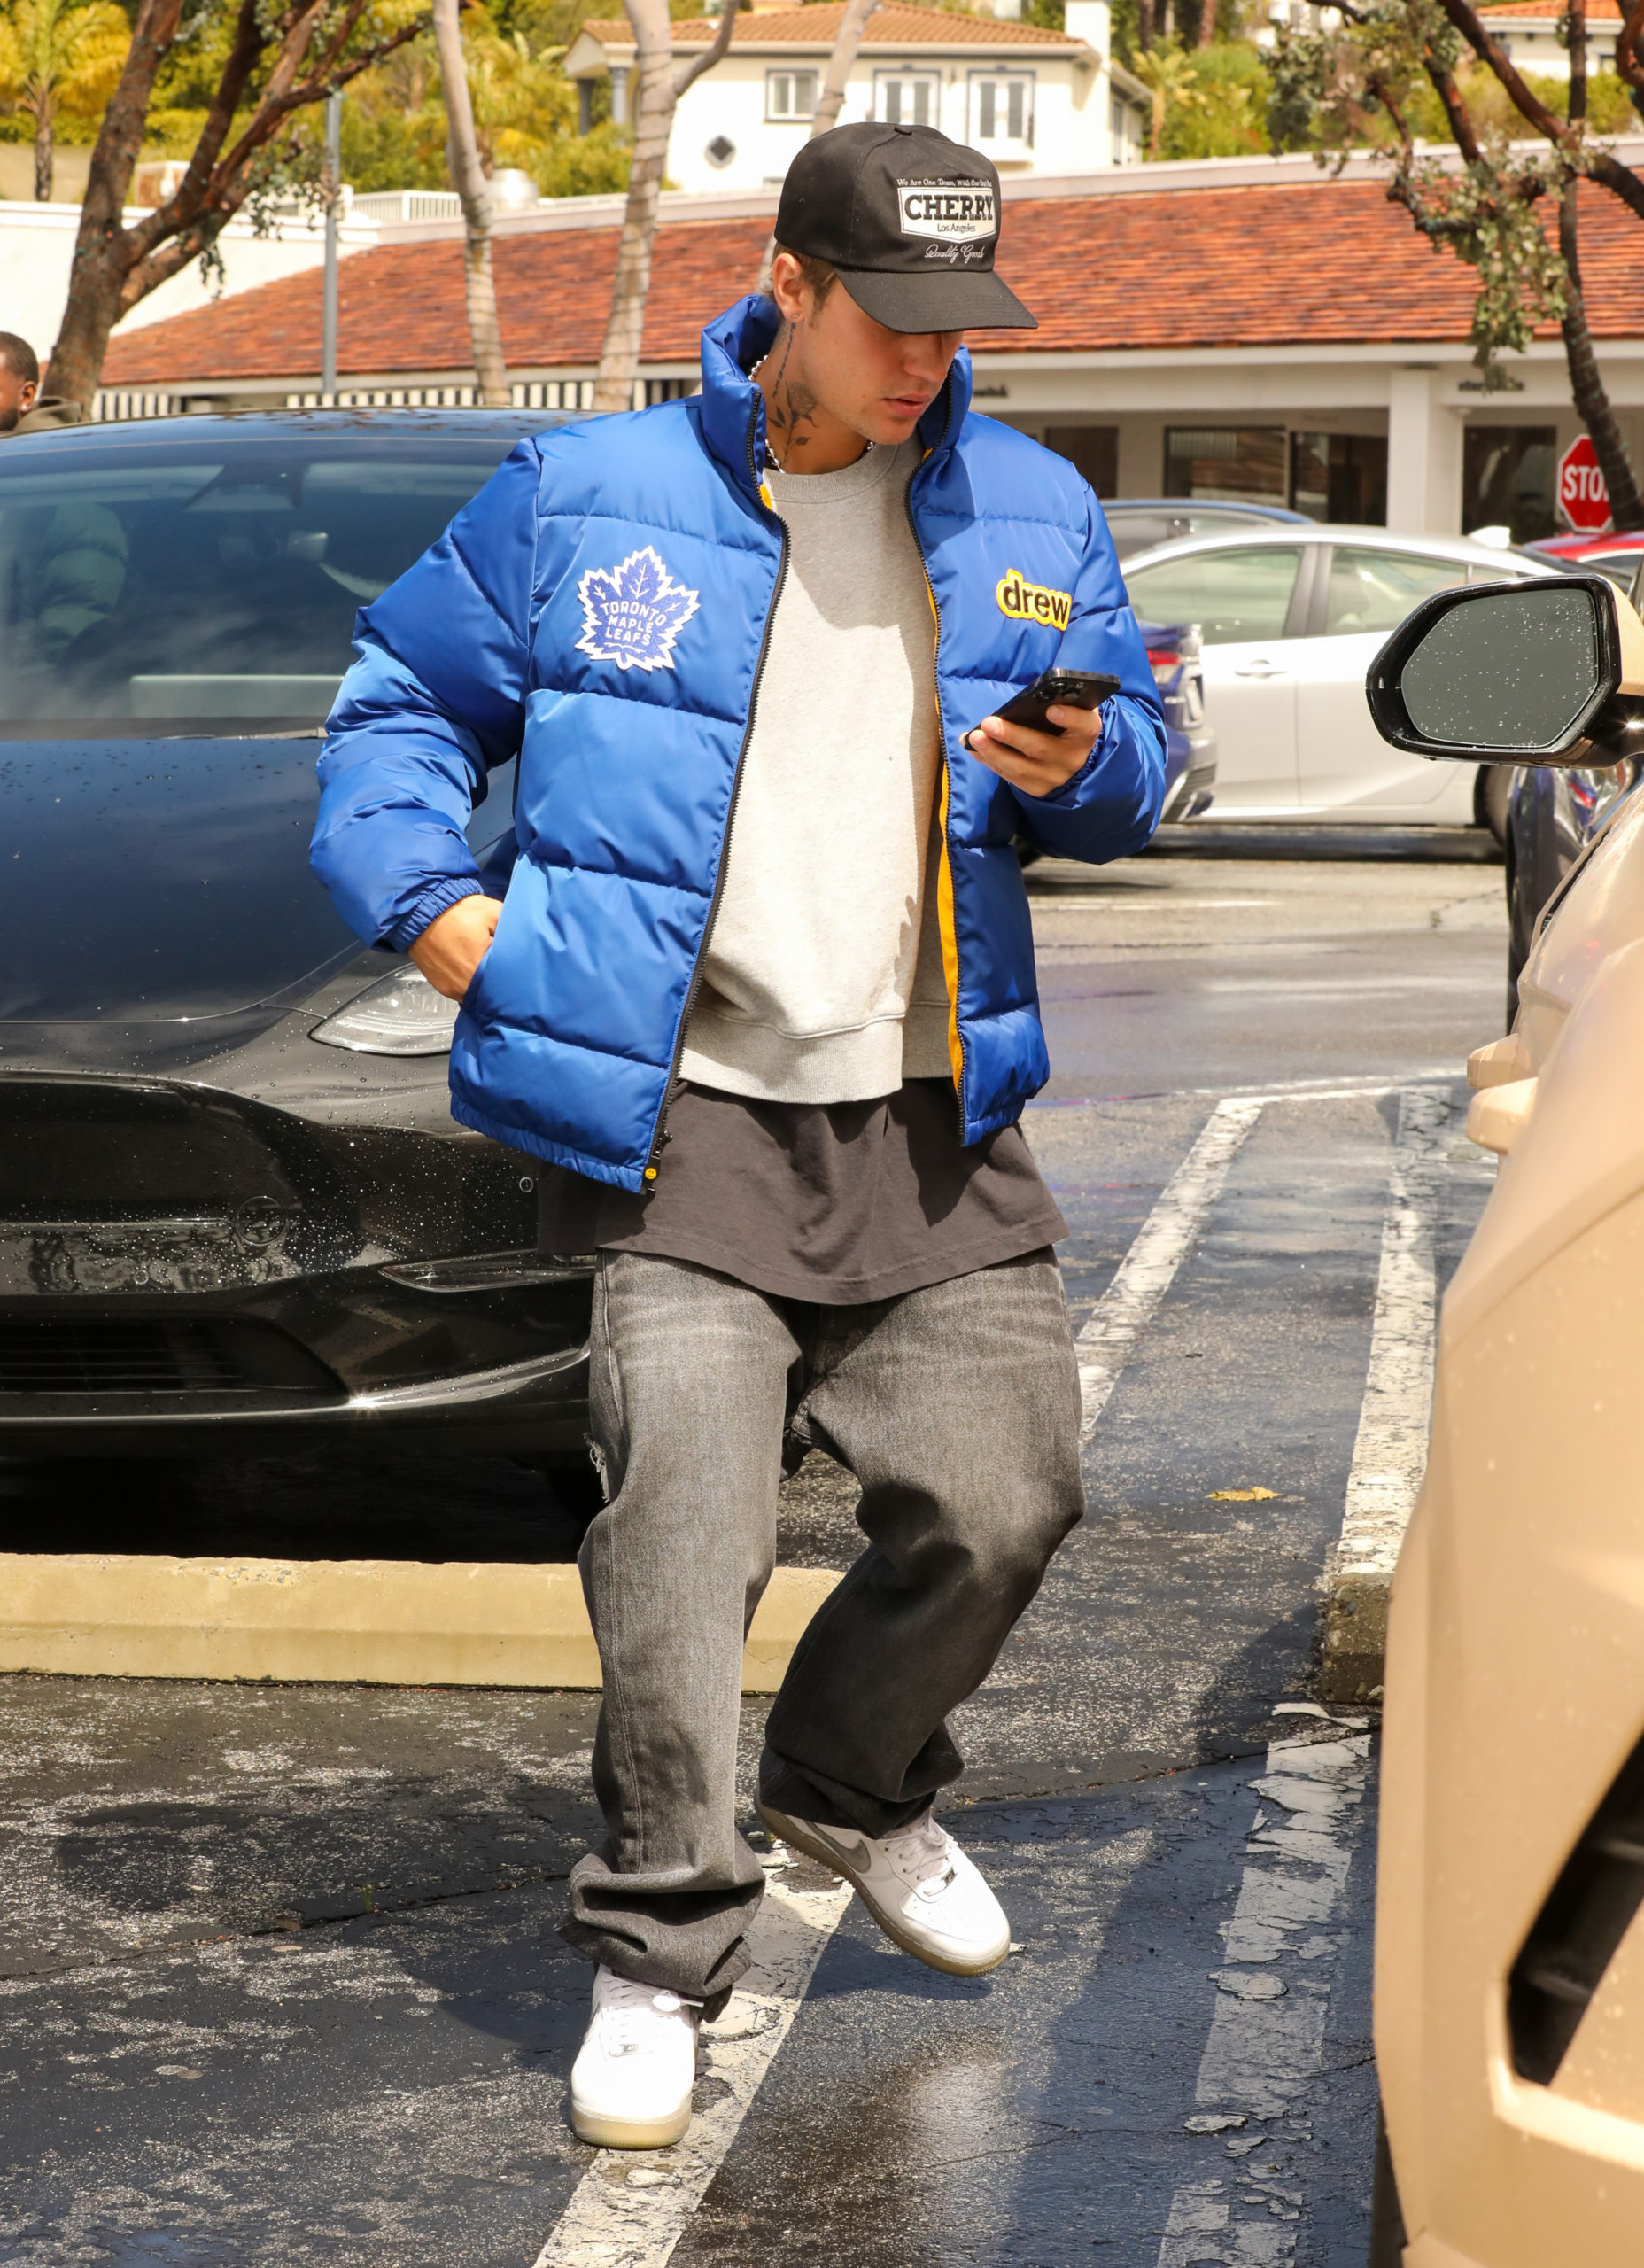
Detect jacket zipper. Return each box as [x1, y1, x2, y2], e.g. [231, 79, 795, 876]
[640, 406, 790, 1188]
[903, 377, 969, 1130]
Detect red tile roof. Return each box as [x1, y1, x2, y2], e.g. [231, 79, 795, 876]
[582, 4, 1082, 46]
[102, 175, 1644, 386]
[1478, 0, 1621, 14]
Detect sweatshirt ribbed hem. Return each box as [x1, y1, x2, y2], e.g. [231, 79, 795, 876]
[679, 998, 951, 1106]
[680, 1008, 903, 1103]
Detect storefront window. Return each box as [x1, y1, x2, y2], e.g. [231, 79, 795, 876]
[1463, 425, 1556, 543]
[1043, 426, 1117, 498]
[1164, 427, 1286, 507]
[1291, 432, 1387, 524]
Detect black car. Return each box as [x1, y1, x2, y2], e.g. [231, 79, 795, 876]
[1503, 552, 1644, 1022]
[0, 409, 598, 1469]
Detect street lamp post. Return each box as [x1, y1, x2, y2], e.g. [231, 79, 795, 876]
[322, 92, 341, 402]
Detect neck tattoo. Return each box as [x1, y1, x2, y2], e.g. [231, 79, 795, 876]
[753, 321, 850, 475]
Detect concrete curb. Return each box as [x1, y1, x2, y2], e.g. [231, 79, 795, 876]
[0, 1554, 841, 1692]
[1319, 1567, 1390, 1707]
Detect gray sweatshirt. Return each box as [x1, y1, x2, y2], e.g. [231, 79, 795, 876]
[679, 436, 954, 1103]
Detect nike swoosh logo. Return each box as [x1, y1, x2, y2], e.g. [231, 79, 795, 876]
[811, 1824, 872, 1873]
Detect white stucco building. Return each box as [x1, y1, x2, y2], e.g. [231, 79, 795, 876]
[1469, 0, 1626, 77]
[562, 1, 1149, 197]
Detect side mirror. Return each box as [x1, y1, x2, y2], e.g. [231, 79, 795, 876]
[1366, 574, 1644, 767]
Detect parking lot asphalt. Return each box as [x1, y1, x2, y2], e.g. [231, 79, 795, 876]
[0, 835, 1507, 2265]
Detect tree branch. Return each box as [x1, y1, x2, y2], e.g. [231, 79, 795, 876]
[125, 0, 265, 261]
[1618, 0, 1644, 94]
[1432, 0, 1568, 142]
[1436, 0, 1644, 221]
[674, 0, 739, 99]
[207, 17, 429, 198]
[1426, 61, 1484, 163]
[75, 0, 186, 260]
[1587, 144, 1644, 221]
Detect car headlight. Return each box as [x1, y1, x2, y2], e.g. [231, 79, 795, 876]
[310, 964, 459, 1056]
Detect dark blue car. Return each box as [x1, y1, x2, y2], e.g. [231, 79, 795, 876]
[0, 408, 601, 1473]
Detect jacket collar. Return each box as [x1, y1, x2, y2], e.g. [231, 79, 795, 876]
[699, 295, 973, 499]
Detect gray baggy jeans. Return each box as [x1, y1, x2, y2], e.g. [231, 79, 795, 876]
[559, 1247, 1084, 2005]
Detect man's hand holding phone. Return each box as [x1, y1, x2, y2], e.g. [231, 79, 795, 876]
[964, 668, 1116, 800]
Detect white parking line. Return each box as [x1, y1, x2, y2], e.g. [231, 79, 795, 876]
[1075, 1097, 1265, 1441]
[1335, 1086, 1452, 1587]
[535, 1081, 1458, 2264]
[532, 1873, 850, 2268]
[1157, 1732, 1373, 2267]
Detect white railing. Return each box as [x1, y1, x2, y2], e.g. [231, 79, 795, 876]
[93, 375, 695, 421]
[93, 392, 178, 421]
[350, 190, 464, 223]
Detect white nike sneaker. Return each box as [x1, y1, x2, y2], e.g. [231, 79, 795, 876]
[757, 1801, 1011, 1977]
[569, 1965, 702, 2149]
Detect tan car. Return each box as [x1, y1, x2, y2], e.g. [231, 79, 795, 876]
[1363, 571, 1644, 2264]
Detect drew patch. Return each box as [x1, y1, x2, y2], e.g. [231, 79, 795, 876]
[577, 545, 700, 672]
[996, 569, 1073, 632]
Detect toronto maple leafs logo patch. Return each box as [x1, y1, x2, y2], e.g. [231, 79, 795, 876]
[575, 546, 700, 673]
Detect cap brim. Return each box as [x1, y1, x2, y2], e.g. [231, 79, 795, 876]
[834, 265, 1037, 334]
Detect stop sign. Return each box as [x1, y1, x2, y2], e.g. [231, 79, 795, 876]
[1558, 433, 1613, 533]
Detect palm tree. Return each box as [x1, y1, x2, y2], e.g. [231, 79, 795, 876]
[591, 0, 738, 416]
[757, 0, 879, 290]
[431, 0, 508, 406]
[1129, 35, 1205, 159]
[0, 0, 128, 201]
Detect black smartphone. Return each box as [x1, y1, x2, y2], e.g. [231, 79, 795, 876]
[989, 669, 1121, 738]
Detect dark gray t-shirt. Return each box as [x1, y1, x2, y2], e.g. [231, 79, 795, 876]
[535, 1080, 1065, 1306]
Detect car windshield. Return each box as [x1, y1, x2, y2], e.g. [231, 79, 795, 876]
[0, 428, 524, 739]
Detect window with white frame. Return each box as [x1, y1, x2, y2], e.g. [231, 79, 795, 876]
[969, 69, 1034, 150]
[873, 69, 941, 128]
[765, 68, 818, 121]
[1109, 93, 1143, 164]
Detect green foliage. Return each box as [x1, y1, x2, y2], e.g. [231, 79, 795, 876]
[1158, 36, 1268, 157]
[1263, 0, 1599, 383]
[1395, 148, 1570, 377]
[0, 0, 129, 150]
[1128, 34, 1272, 160]
[334, 3, 630, 198]
[1020, 0, 1066, 28]
[1264, 20, 1323, 151]
[1261, 0, 1642, 153]
[144, 0, 630, 202]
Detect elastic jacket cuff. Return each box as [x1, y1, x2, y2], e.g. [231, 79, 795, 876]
[392, 875, 486, 953]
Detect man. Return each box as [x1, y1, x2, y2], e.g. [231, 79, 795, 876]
[312, 121, 1164, 2152]
[0, 334, 85, 434]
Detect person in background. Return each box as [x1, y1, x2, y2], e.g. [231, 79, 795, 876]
[0, 333, 85, 435]
[0, 336, 120, 678]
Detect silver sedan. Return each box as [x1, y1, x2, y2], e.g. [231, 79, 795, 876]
[1121, 525, 1567, 831]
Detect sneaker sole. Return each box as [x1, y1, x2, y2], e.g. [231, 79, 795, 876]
[570, 2098, 693, 2149]
[756, 1801, 1010, 1979]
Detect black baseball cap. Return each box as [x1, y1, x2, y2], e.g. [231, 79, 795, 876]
[774, 121, 1036, 334]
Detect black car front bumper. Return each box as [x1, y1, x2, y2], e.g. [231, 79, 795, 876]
[0, 1052, 592, 1458]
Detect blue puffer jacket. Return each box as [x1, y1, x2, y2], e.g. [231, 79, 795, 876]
[312, 294, 1166, 1192]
